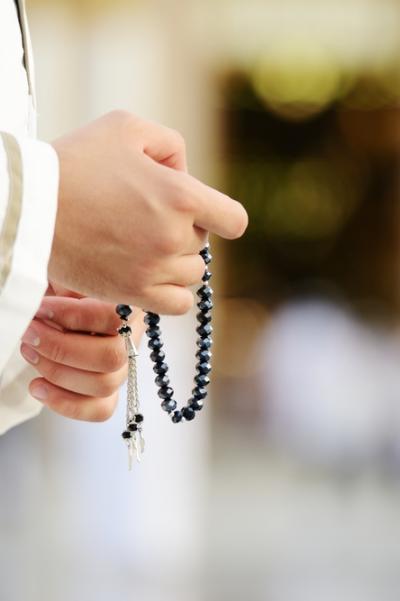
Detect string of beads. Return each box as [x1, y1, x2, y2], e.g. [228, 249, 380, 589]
[116, 244, 212, 458]
[145, 244, 213, 423]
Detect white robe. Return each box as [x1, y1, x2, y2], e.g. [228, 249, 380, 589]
[0, 0, 59, 434]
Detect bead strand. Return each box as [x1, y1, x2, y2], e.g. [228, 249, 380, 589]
[145, 244, 213, 423]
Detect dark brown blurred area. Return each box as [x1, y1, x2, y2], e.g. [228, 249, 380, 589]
[213, 60, 400, 449]
[221, 73, 400, 321]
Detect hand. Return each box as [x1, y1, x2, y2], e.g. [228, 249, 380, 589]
[20, 295, 145, 422]
[49, 110, 248, 315]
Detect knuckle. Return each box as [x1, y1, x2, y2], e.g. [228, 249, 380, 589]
[131, 262, 153, 291]
[172, 292, 194, 316]
[168, 177, 194, 214]
[156, 230, 185, 256]
[49, 337, 66, 365]
[107, 110, 140, 144]
[93, 399, 117, 422]
[44, 361, 63, 386]
[107, 109, 132, 126]
[103, 343, 126, 372]
[170, 128, 186, 150]
[96, 374, 120, 398]
[66, 401, 84, 421]
[61, 306, 81, 331]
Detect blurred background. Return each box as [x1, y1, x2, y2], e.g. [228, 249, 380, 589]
[1, 0, 400, 599]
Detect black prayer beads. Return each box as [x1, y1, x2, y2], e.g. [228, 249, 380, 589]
[116, 243, 213, 454]
[145, 244, 213, 423]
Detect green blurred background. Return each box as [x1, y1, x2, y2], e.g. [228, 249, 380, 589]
[1, 0, 400, 600]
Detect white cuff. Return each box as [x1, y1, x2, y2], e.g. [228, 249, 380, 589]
[0, 136, 59, 433]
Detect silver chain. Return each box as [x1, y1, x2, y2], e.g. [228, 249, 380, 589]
[123, 334, 145, 469]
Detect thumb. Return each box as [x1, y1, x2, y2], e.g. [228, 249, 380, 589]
[48, 281, 85, 299]
[35, 296, 145, 336]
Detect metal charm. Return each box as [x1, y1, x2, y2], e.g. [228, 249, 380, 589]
[118, 318, 145, 470]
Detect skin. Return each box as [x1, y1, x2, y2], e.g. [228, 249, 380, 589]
[49, 110, 248, 315]
[21, 293, 145, 422]
[20, 111, 248, 421]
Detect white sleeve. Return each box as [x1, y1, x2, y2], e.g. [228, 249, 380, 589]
[0, 131, 59, 435]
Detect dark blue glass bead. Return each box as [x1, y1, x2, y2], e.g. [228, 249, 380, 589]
[197, 299, 213, 312]
[116, 305, 133, 319]
[197, 285, 213, 299]
[200, 246, 212, 261]
[196, 337, 212, 350]
[128, 422, 138, 432]
[155, 374, 170, 387]
[196, 323, 213, 338]
[197, 311, 212, 325]
[161, 399, 177, 413]
[150, 350, 165, 363]
[196, 349, 212, 362]
[142, 243, 213, 425]
[146, 326, 161, 339]
[200, 251, 212, 265]
[182, 406, 196, 421]
[122, 430, 132, 439]
[196, 362, 211, 375]
[153, 362, 168, 375]
[148, 338, 164, 351]
[118, 325, 132, 335]
[144, 313, 160, 326]
[192, 387, 207, 400]
[195, 374, 210, 387]
[172, 410, 183, 423]
[158, 386, 174, 400]
[135, 414, 144, 423]
[190, 398, 204, 411]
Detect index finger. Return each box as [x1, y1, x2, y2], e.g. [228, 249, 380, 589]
[35, 297, 144, 336]
[179, 171, 248, 240]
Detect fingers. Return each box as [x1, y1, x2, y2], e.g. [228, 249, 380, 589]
[22, 295, 135, 422]
[49, 283, 85, 298]
[21, 345, 127, 397]
[156, 254, 207, 288]
[183, 225, 208, 256]
[29, 378, 119, 422]
[165, 168, 248, 240]
[35, 297, 145, 337]
[135, 117, 188, 172]
[21, 319, 128, 373]
[141, 284, 195, 316]
[135, 250, 207, 314]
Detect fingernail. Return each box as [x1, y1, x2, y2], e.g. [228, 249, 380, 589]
[31, 384, 48, 401]
[20, 344, 39, 365]
[22, 326, 40, 347]
[35, 307, 54, 321]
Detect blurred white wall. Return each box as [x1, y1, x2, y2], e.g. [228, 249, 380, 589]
[0, 3, 217, 600]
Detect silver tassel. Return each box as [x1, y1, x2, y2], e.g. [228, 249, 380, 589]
[122, 333, 145, 470]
